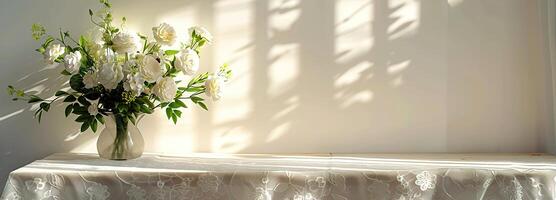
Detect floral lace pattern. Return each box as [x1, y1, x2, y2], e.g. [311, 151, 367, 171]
[2, 153, 556, 200]
[414, 171, 436, 191]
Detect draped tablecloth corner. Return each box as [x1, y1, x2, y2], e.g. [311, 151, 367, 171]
[2, 153, 556, 200]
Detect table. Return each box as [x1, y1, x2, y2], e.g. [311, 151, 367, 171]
[2, 153, 556, 200]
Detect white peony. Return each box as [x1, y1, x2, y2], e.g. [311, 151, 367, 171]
[152, 77, 177, 102]
[139, 55, 163, 83]
[152, 23, 177, 46]
[175, 48, 199, 75]
[88, 99, 99, 116]
[188, 26, 213, 42]
[82, 71, 98, 89]
[98, 62, 124, 90]
[111, 31, 140, 54]
[44, 44, 65, 64]
[124, 73, 144, 96]
[63, 51, 82, 74]
[204, 75, 225, 101]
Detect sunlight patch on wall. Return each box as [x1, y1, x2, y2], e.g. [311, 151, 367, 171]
[340, 90, 374, 108]
[0, 109, 24, 122]
[388, 0, 420, 40]
[334, 61, 373, 88]
[213, 0, 254, 123]
[210, 0, 255, 154]
[70, 137, 96, 153]
[447, 0, 465, 7]
[335, 0, 372, 63]
[387, 60, 410, 74]
[268, 44, 299, 97]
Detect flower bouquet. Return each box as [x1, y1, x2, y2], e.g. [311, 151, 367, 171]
[6, 0, 232, 160]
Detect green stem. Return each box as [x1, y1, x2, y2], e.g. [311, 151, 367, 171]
[111, 114, 129, 159]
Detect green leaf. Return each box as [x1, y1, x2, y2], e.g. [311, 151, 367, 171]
[197, 39, 206, 48]
[79, 36, 88, 48]
[191, 96, 204, 103]
[198, 102, 208, 111]
[28, 96, 43, 103]
[185, 86, 204, 93]
[63, 95, 76, 102]
[175, 99, 186, 108]
[65, 105, 73, 117]
[75, 115, 90, 122]
[81, 121, 90, 132]
[96, 114, 105, 124]
[174, 110, 182, 117]
[61, 70, 72, 76]
[168, 102, 180, 108]
[55, 90, 68, 96]
[40, 102, 50, 112]
[165, 107, 172, 119]
[15, 90, 25, 97]
[164, 50, 179, 55]
[37, 111, 43, 123]
[139, 104, 152, 114]
[78, 96, 90, 106]
[31, 23, 46, 40]
[69, 74, 85, 92]
[91, 119, 98, 132]
[171, 114, 177, 124]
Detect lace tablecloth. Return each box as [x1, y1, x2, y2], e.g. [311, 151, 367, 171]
[2, 153, 556, 200]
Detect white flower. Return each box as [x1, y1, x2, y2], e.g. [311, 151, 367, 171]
[83, 71, 99, 89]
[90, 44, 116, 63]
[98, 62, 124, 90]
[63, 51, 82, 74]
[415, 171, 437, 191]
[44, 44, 65, 64]
[111, 31, 140, 54]
[205, 75, 225, 101]
[139, 55, 163, 83]
[175, 48, 199, 75]
[152, 23, 177, 46]
[124, 73, 144, 96]
[152, 77, 177, 102]
[188, 26, 213, 42]
[88, 99, 99, 116]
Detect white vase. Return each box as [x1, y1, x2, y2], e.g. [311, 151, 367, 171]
[96, 114, 144, 160]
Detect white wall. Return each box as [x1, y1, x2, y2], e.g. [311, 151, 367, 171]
[0, 0, 551, 190]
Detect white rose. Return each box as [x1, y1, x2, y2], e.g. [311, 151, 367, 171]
[175, 48, 199, 75]
[44, 44, 65, 64]
[124, 73, 144, 96]
[188, 26, 213, 42]
[205, 75, 225, 101]
[88, 100, 99, 116]
[152, 23, 177, 46]
[111, 31, 140, 54]
[98, 62, 124, 90]
[153, 77, 177, 102]
[82, 71, 98, 89]
[139, 55, 163, 83]
[63, 51, 82, 74]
